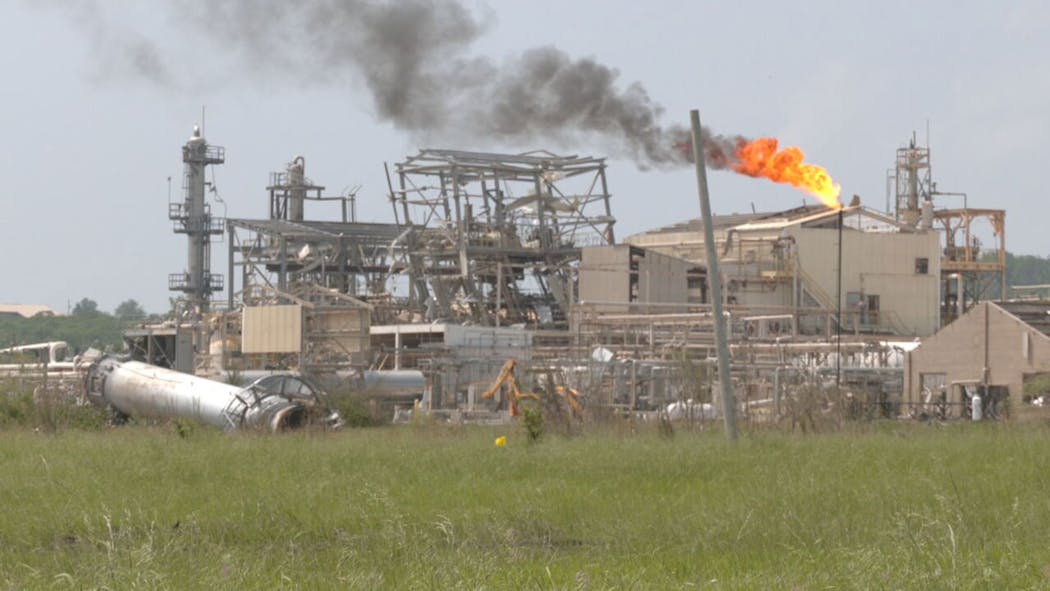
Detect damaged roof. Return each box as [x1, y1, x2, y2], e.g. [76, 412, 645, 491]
[634, 204, 910, 238]
[640, 204, 827, 236]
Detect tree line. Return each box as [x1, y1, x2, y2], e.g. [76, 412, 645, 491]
[1004, 252, 1050, 293]
[0, 298, 157, 353]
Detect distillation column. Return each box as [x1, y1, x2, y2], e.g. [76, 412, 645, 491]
[169, 126, 225, 314]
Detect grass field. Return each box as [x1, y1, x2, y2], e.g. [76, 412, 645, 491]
[2, 420, 1050, 590]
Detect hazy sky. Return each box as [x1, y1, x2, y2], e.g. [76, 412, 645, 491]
[3, 1, 1048, 314]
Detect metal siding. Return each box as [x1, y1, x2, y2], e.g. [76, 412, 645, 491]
[313, 309, 369, 354]
[637, 250, 689, 306]
[790, 228, 940, 336]
[579, 246, 631, 309]
[242, 305, 302, 353]
[582, 246, 689, 309]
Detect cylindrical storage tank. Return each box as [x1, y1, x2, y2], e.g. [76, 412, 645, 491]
[971, 393, 983, 421]
[86, 358, 306, 431]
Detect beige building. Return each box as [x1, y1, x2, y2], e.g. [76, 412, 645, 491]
[626, 205, 941, 337]
[905, 301, 1050, 415]
[0, 304, 59, 318]
[578, 244, 699, 312]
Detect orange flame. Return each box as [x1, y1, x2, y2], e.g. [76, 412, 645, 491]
[733, 138, 841, 209]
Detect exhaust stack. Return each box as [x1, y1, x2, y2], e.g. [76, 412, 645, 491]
[85, 357, 340, 432]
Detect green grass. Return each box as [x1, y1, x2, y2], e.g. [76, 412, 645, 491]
[2, 422, 1050, 589]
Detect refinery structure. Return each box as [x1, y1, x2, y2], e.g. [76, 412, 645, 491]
[97, 121, 1015, 425]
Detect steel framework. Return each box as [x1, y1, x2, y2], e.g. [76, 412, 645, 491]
[935, 207, 1006, 324]
[225, 218, 408, 318]
[387, 149, 616, 327]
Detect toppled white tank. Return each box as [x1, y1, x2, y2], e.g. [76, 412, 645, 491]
[85, 357, 342, 432]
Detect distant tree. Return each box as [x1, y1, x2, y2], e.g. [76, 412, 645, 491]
[114, 299, 146, 321]
[71, 298, 100, 316]
[1005, 252, 1050, 292]
[0, 311, 123, 351]
[980, 252, 1050, 299]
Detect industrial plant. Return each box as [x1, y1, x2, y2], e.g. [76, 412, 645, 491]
[32, 118, 1009, 430]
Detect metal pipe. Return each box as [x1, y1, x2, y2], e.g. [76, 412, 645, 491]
[85, 358, 327, 432]
[227, 224, 235, 309]
[773, 368, 782, 417]
[690, 109, 737, 441]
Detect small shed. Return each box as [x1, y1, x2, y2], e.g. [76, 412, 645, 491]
[904, 301, 1050, 417]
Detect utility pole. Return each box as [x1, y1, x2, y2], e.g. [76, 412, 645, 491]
[690, 110, 738, 441]
[836, 208, 844, 388]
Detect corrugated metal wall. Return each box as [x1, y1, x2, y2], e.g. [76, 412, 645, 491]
[637, 249, 689, 307]
[242, 305, 303, 353]
[579, 245, 631, 310]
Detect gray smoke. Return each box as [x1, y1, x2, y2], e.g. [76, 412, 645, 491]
[475, 47, 686, 166]
[689, 127, 750, 171]
[34, 0, 172, 85]
[172, 0, 484, 131]
[54, 0, 750, 169]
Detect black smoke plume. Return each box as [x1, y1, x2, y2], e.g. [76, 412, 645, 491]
[54, 0, 750, 169]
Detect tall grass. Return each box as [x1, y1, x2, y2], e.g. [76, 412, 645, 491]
[1, 422, 1049, 589]
[0, 379, 107, 432]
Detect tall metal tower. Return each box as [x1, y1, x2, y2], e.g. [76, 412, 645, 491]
[169, 126, 225, 314]
[894, 133, 932, 227]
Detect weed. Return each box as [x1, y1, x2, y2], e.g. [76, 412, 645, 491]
[173, 418, 195, 439]
[521, 405, 543, 442]
[657, 412, 675, 439]
[0, 379, 106, 431]
[328, 391, 382, 428]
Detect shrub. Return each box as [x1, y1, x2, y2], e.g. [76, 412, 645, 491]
[522, 405, 543, 443]
[328, 391, 383, 428]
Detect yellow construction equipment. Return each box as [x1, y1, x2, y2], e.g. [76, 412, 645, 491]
[555, 385, 582, 416]
[482, 360, 582, 419]
[481, 359, 540, 417]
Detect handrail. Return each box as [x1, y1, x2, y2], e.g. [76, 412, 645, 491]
[795, 266, 835, 310]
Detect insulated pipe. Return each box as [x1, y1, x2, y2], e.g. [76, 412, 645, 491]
[85, 358, 308, 432]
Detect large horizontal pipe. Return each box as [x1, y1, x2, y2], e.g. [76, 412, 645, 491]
[85, 358, 331, 432]
[361, 370, 425, 398]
